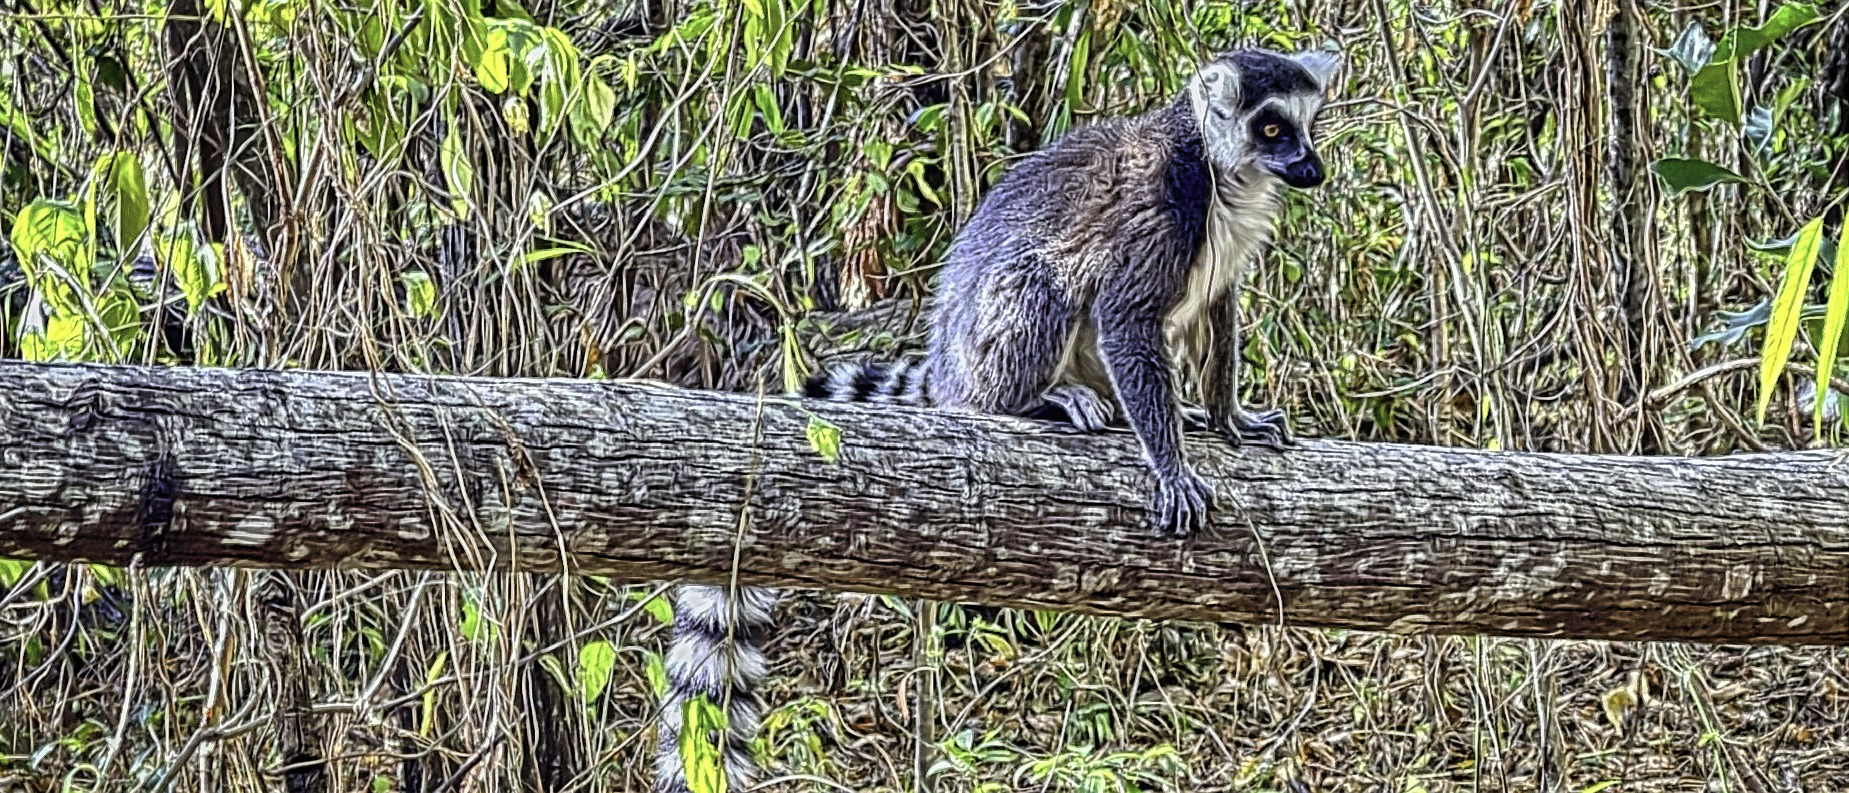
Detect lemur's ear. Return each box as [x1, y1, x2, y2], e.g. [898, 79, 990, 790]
[1290, 47, 1344, 93]
[1189, 57, 1242, 114]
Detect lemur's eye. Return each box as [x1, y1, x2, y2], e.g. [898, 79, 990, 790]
[1262, 123, 1282, 138]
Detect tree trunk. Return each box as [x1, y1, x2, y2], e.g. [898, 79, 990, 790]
[163, 0, 284, 253]
[1604, 0, 1660, 446]
[2, 361, 1847, 645]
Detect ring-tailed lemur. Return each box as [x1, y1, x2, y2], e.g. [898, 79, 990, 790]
[655, 46, 1342, 792]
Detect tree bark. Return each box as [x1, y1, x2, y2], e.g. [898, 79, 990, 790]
[2, 361, 1847, 645]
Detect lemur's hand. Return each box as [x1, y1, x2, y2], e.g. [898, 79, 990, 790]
[1151, 468, 1215, 538]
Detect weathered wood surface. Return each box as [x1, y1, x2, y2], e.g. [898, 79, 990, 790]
[2, 361, 1846, 645]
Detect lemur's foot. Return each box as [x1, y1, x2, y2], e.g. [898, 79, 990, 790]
[1152, 469, 1215, 538]
[1185, 404, 1295, 450]
[1039, 383, 1115, 433]
[1227, 406, 1295, 449]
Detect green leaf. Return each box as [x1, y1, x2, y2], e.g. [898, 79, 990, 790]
[907, 159, 941, 207]
[1712, 3, 1819, 63]
[678, 696, 730, 793]
[74, 66, 97, 137]
[94, 55, 128, 94]
[0, 558, 29, 589]
[95, 287, 140, 358]
[19, 314, 88, 362]
[475, 27, 514, 93]
[649, 7, 717, 53]
[440, 125, 474, 220]
[1065, 29, 1091, 106]
[862, 139, 893, 170]
[535, 654, 571, 699]
[161, 225, 224, 315]
[726, 93, 755, 141]
[576, 640, 617, 705]
[458, 12, 488, 66]
[753, 84, 783, 134]
[490, 0, 536, 22]
[1758, 216, 1825, 424]
[1688, 4, 1820, 124]
[420, 651, 448, 736]
[10, 198, 90, 273]
[459, 593, 493, 643]
[632, 589, 675, 624]
[1650, 157, 1746, 196]
[402, 271, 436, 318]
[92, 152, 149, 256]
[534, 27, 583, 140]
[644, 651, 668, 697]
[1814, 225, 1849, 429]
[10, 198, 92, 315]
[1688, 61, 1743, 124]
[520, 244, 596, 267]
[488, 21, 539, 95]
[540, 79, 567, 139]
[910, 103, 945, 132]
[570, 75, 617, 148]
[805, 415, 841, 462]
[0, 98, 41, 166]
[761, 0, 790, 76]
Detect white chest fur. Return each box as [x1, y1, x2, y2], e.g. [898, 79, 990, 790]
[1052, 174, 1283, 400]
[1164, 177, 1281, 342]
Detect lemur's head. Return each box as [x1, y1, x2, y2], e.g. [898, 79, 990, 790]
[1187, 46, 1343, 189]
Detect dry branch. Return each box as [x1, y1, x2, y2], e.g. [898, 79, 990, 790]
[1, 361, 1846, 645]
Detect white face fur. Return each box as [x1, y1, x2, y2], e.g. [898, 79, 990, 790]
[1187, 48, 1344, 180]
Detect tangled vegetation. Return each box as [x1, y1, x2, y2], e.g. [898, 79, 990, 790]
[3, 0, 1848, 790]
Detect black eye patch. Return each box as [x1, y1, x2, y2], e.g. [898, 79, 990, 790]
[1248, 110, 1299, 147]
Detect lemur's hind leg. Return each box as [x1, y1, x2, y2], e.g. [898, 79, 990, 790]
[934, 262, 1077, 418]
[1193, 284, 1294, 451]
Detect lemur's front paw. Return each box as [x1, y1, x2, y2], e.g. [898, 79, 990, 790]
[1152, 470, 1215, 538]
[1042, 383, 1115, 433]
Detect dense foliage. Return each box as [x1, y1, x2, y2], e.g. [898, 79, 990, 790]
[2, 0, 1847, 790]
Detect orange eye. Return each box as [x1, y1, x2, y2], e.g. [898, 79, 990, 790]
[1262, 123, 1282, 138]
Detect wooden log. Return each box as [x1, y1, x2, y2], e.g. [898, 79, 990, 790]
[1, 361, 1845, 645]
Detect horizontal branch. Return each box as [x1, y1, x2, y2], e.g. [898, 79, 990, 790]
[2, 361, 1846, 645]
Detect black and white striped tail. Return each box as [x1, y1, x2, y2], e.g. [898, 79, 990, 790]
[655, 356, 929, 791]
[655, 584, 779, 793]
[799, 356, 932, 407]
